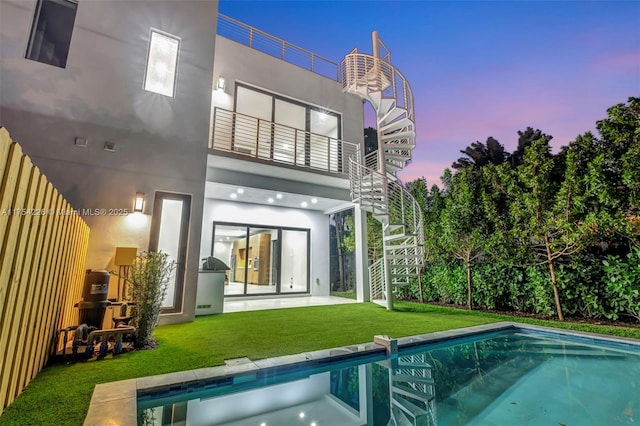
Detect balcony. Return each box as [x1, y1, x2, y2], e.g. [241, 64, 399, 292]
[211, 107, 359, 176]
[217, 14, 339, 81]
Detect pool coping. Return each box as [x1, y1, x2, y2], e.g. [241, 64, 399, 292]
[82, 321, 640, 425]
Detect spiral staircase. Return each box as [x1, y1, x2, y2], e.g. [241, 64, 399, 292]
[340, 32, 424, 310]
[381, 353, 437, 426]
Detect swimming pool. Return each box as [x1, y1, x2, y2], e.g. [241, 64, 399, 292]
[84, 322, 640, 426]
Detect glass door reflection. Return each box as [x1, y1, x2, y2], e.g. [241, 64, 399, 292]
[213, 223, 308, 296]
[213, 224, 247, 296]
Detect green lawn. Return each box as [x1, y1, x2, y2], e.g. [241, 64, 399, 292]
[1, 302, 638, 425]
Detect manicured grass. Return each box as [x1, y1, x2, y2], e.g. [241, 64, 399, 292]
[1, 302, 638, 425]
[330, 290, 357, 300]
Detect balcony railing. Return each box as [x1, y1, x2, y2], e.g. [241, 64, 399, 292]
[217, 14, 340, 81]
[211, 107, 359, 175]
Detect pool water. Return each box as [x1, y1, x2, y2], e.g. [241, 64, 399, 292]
[137, 329, 640, 425]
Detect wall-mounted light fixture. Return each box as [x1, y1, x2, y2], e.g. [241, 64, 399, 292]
[133, 192, 145, 213]
[216, 76, 225, 92]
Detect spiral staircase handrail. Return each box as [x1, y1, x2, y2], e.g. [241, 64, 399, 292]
[340, 52, 414, 121]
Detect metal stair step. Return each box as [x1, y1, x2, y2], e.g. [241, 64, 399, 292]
[380, 117, 414, 134]
[392, 384, 433, 402]
[380, 105, 407, 124]
[392, 395, 430, 420]
[392, 374, 435, 385]
[378, 98, 396, 116]
[386, 254, 423, 260]
[381, 130, 415, 141]
[384, 233, 408, 242]
[385, 244, 417, 250]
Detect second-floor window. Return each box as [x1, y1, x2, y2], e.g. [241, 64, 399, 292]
[144, 29, 180, 97]
[26, 0, 78, 68]
[232, 84, 341, 171]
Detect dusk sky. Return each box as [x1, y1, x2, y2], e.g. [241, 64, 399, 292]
[220, 1, 640, 185]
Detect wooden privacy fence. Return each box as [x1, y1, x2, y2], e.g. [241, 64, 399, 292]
[0, 127, 90, 414]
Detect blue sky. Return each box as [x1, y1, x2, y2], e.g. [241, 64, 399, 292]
[220, 1, 640, 184]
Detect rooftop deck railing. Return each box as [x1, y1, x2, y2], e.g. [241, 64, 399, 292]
[211, 107, 359, 176]
[217, 14, 340, 81]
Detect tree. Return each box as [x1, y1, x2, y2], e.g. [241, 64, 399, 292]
[596, 97, 640, 219]
[509, 127, 553, 167]
[452, 137, 508, 170]
[505, 138, 594, 320]
[440, 167, 487, 309]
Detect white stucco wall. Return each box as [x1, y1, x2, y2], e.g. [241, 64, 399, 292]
[201, 200, 330, 296]
[0, 0, 219, 323]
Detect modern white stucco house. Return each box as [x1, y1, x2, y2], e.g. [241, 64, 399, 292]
[0, 0, 422, 325]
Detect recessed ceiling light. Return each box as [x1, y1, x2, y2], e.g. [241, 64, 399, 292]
[311, 422, 317, 426]
[268, 198, 274, 203]
[237, 188, 244, 194]
[301, 201, 308, 208]
[260, 423, 266, 426]
[311, 198, 318, 204]
[230, 193, 237, 199]
[276, 193, 283, 199]
[299, 412, 305, 419]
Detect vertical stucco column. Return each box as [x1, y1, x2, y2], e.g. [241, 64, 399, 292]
[354, 205, 370, 302]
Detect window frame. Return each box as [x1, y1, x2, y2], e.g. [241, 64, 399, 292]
[143, 28, 181, 98]
[25, 0, 79, 68]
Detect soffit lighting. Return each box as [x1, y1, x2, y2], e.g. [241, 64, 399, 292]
[268, 197, 274, 203]
[311, 198, 318, 204]
[237, 188, 244, 194]
[301, 201, 308, 208]
[276, 193, 283, 199]
[299, 412, 305, 419]
[230, 193, 237, 199]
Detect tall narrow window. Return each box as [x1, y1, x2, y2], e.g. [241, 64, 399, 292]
[144, 29, 180, 97]
[26, 0, 78, 68]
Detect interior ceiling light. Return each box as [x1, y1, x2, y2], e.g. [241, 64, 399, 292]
[301, 201, 308, 208]
[237, 188, 244, 194]
[311, 198, 318, 204]
[230, 193, 237, 199]
[276, 193, 283, 199]
[268, 197, 274, 203]
[299, 412, 305, 419]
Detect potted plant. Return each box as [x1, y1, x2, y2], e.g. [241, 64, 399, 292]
[127, 251, 174, 348]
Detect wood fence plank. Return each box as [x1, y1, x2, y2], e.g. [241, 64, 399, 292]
[0, 144, 24, 322]
[17, 182, 54, 392]
[0, 162, 38, 408]
[8, 174, 48, 401]
[0, 130, 90, 413]
[40, 200, 72, 368]
[0, 155, 32, 408]
[29, 194, 63, 380]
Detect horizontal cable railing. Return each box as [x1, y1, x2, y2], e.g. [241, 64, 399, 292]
[212, 107, 358, 175]
[217, 14, 340, 81]
[340, 50, 414, 121]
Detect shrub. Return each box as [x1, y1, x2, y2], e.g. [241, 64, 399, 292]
[602, 248, 640, 322]
[128, 251, 175, 348]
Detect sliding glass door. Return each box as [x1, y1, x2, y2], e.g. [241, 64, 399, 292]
[212, 222, 309, 296]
